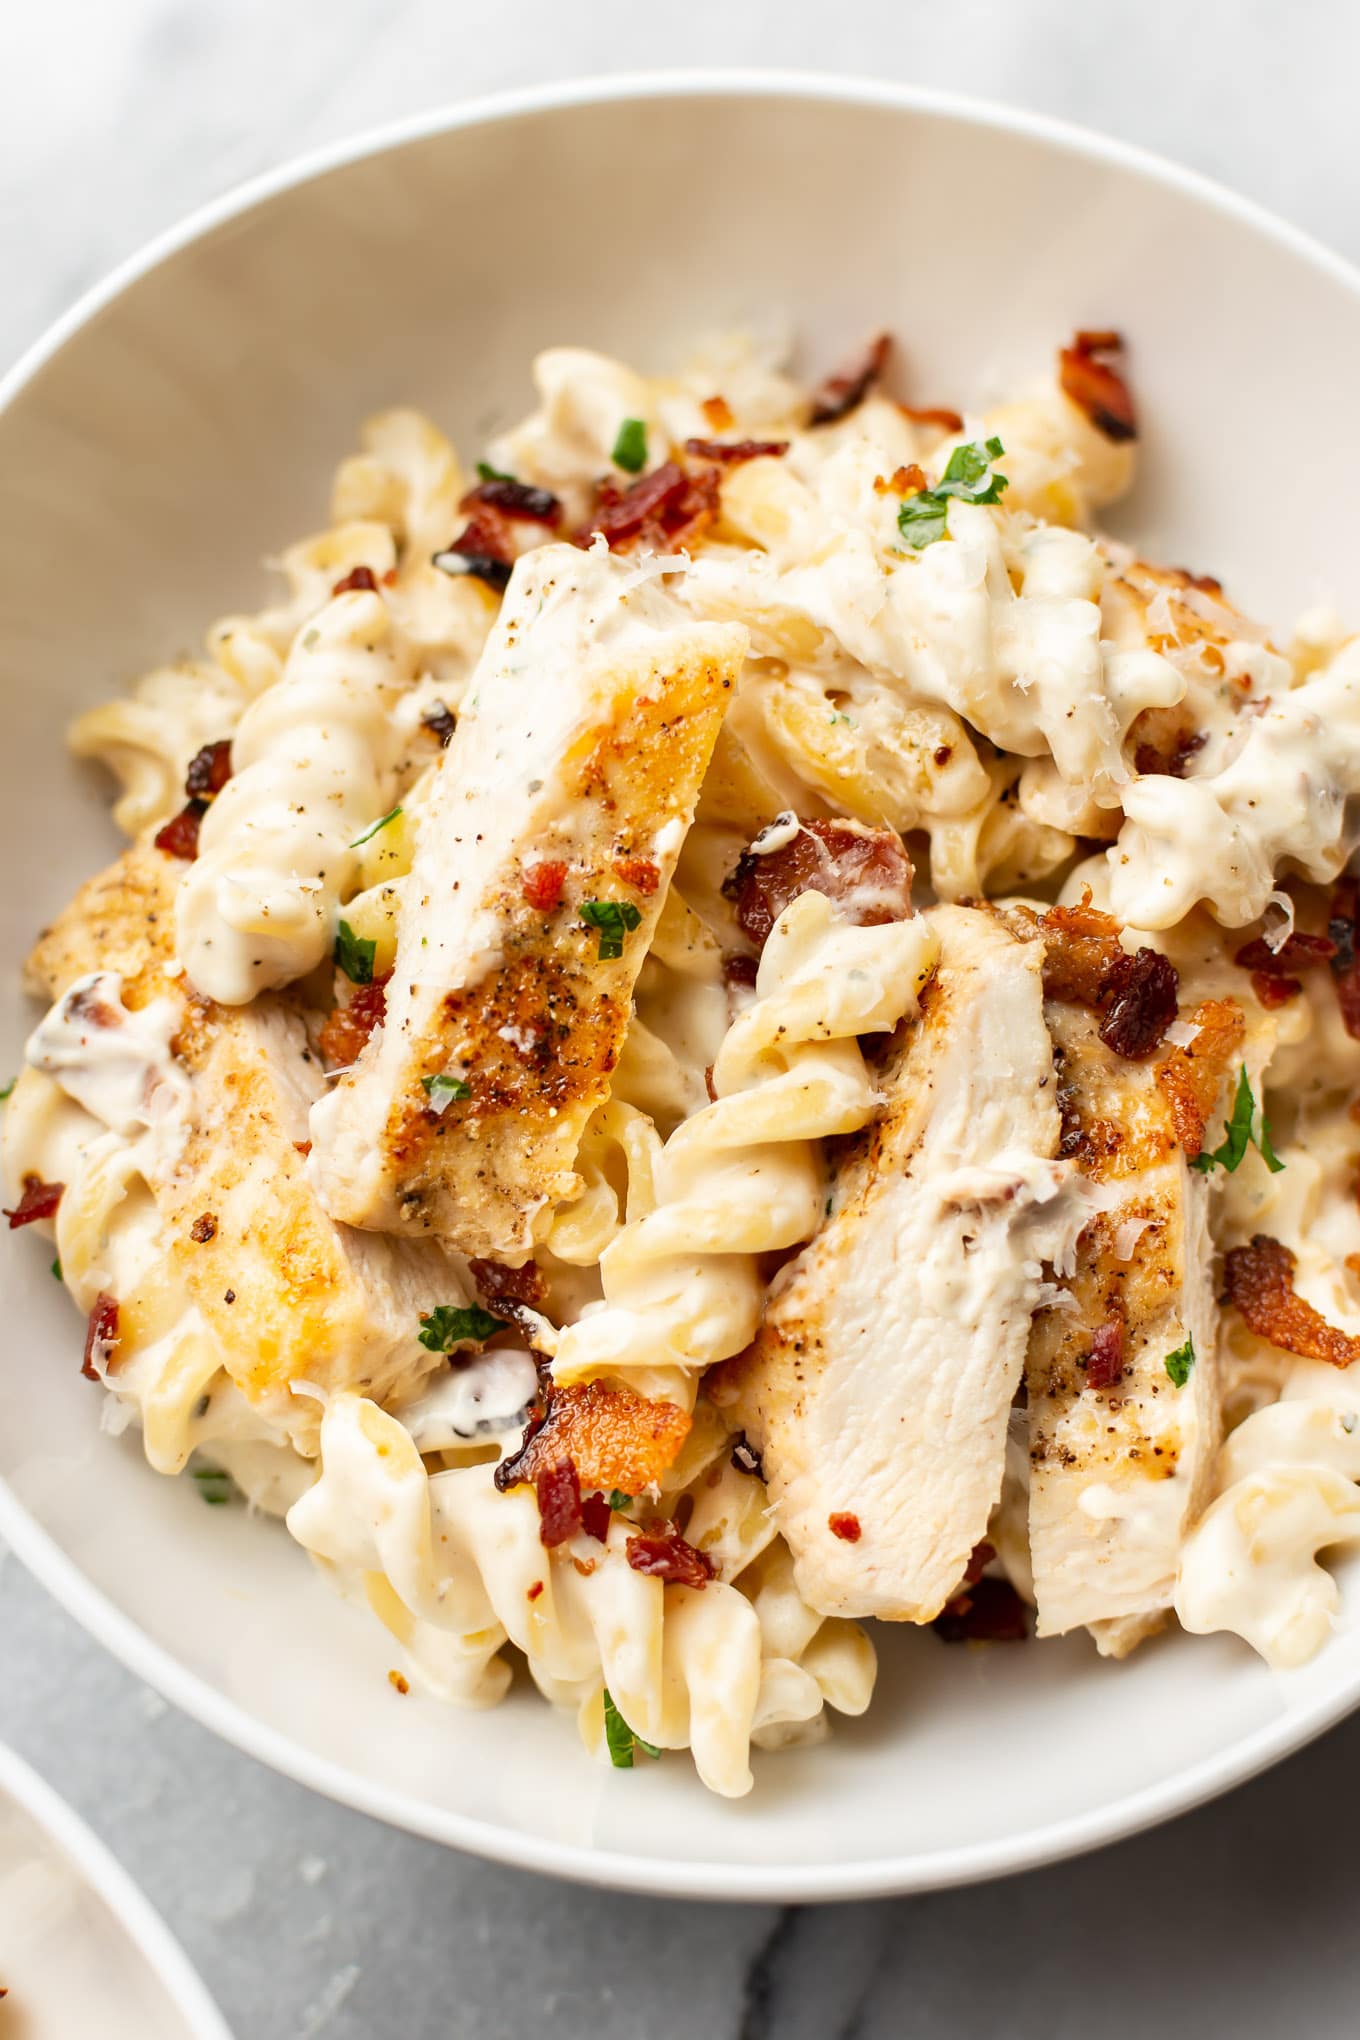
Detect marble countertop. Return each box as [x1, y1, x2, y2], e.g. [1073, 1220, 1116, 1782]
[5, 4, 1360, 2034]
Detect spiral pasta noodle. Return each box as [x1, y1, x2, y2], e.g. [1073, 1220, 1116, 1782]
[550, 887, 939, 1388]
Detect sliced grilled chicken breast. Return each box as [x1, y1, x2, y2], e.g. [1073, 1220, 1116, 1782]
[1027, 999, 1222, 1648]
[308, 543, 745, 1259]
[24, 844, 459, 1421]
[728, 905, 1079, 1621]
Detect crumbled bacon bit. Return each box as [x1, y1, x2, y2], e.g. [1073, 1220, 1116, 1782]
[587, 460, 722, 555]
[332, 564, 379, 595]
[612, 854, 659, 895]
[318, 974, 390, 1067]
[625, 1524, 715, 1588]
[4, 1176, 64, 1228]
[580, 1491, 612, 1543]
[1154, 997, 1247, 1156]
[809, 332, 891, 426]
[723, 817, 914, 952]
[461, 476, 563, 526]
[82, 1292, 119, 1381]
[898, 402, 965, 432]
[527, 1579, 545, 1601]
[1086, 1316, 1126, 1390]
[873, 463, 927, 497]
[722, 952, 759, 989]
[701, 394, 734, 431]
[535, 1459, 583, 1548]
[829, 1512, 861, 1543]
[422, 702, 457, 746]
[433, 505, 516, 590]
[153, 800, 207, 860]
[1099, 947, 1180, 1061]
[1330, 879, 1360, 1039]
[184, 739, 233, 799]
[1225, 1234, 1360, 1367]
[1234, 930, 1335, 1010]
[1129, 708, 1206, 779]
[497, 1377, 691, 1495]
[469, 1256, 546, 1311]
[1058, 329, 1137, 443]
[933, 1578, 1030, 1643]
[682, 437, 789, 464]
[189, 1213, 217, 1244]
[730, 1433, 764, 1479]
[293, 1140, 312, 1157]
[522, 859, 567, 913]
[1250, 971, 1302, 1009]
[963, 1540, 995, 1587]
[388, 1669, 410, 1694]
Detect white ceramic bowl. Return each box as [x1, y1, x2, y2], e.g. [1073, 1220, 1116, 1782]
[0, 1745, 230, 2037]
[5, 74, 1360, 1902]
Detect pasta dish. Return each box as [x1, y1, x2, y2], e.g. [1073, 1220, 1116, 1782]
[8, 326, 1360, 1797]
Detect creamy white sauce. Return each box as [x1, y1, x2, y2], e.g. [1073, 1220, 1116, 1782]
[26, 972, 189, 1139]
[396, 1348, 539, 1447]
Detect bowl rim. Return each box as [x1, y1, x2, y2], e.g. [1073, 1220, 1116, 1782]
[5, 67, 1360, 1903]
[0, 1742, 233, 2036]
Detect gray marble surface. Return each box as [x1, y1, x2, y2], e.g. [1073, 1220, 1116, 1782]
[4, 4, 1360, 2034]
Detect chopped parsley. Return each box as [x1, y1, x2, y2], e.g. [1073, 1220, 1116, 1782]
[476, 460, 517, 484]
[0, 1077, 14, 1103]
[603, 1686, 660, 1768]
[192, 1465, 236, 1506]
[580, 898, 642, 960]
[334, 919, 376, 986]
[611, 417, 648, 474]
[350, 805, 402, 848]
[607, 1490, 634, 1511]
[418, 1304, 507, 1352]
[421, 1071, 472, 1110]
[1164, 1336, 1196, 1389]
[50, 1258, 61, 1282]
[1190, 1066, 1284, 1176]
[897, 437, 1009, 549]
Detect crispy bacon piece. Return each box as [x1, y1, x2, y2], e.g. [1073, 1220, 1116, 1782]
[723, 818, 914, 952]
[4, 1175, 64, 1228]
[153, 800, 206, 860]
[521, 860, 567, 913]
[184, 739, 233, 799]
[496, 1377, 691, 1495]
[1099, 948, 1180, 1061]
[535, 1459, 583, 1547]
[1225, 1234, 1360, 1368]
[874, 463, 928, 497]
[588, 460, 720, 555]
[422, 702, 457, 747]
[809, 332, 891, 426]
[1058, 329, 1137, 443]
[1330, 879, 1360, 1039]
[82, 1292, 119, 1381]
[828, 1512, 861, 1543]
[579, 1491, 612, 1543]
[722, 952, 759, 989]
[625, 1524, 715, 1588]
[1154, 997, 1247, 1157]
[933, 1577, 1030, 1643]
[898, 402, 965, 432]
[469, 1256, 547, 1311]
[460, 476, 563, 526]
[189, 1213, 217, 1244]
[962, 1540, 995, 1587]
[701, 395, 734, 431]
[1030, 895, 1126, 1006]
[432, 504, 516, 591]
[1129, 705, 1207, 780]
[1234, 929, 1336, 1010]
[1086, 1316, 1126, 1390]
[318, 974, 390, 1068]
[612, 854, 659, 895]
[682, 437, 790, 464]
[332, 564, 379, 595]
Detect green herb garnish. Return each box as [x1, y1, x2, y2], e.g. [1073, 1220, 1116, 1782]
[580, 899, 642, 960]
[1164, 1336, 1196, 1389]
[334, 919, 376, 986]
[192, 1466, 236, 1506]
[607, 1490, 634, 1511]
[897, 437, 1009, 549]
[418, 1304, 507, 1352]
[50, 1258, 61, 1282]
[0, 1077, 14, 1102]
[421, 1071, 472, 1109]
[1190, 1066, 1284, 1176]
[350, 805, 402, 848]
[611, 418, 648, 474]
[477, 460, 517, 484]
[603, 1686, 661, 1768]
